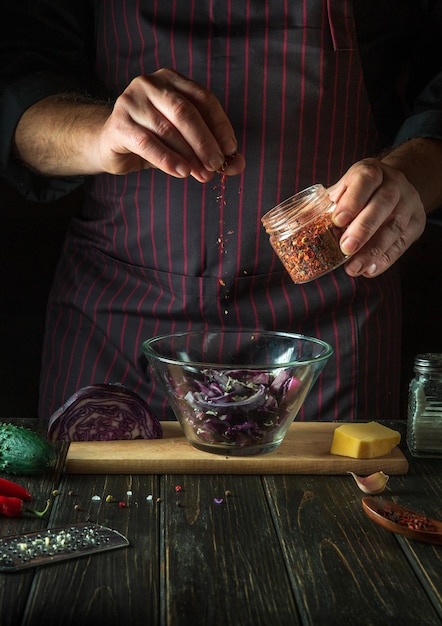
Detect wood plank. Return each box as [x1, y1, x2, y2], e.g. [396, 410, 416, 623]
[161, 474, 300, 625]
[263, 473, 441, 624]
[385, 458, 442, 621]
[65, 422, 409, 475]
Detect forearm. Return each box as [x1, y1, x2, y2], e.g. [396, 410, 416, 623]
[13, 95, 112, 177]
[381, 138, 442, 215]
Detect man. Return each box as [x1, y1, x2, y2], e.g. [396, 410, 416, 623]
[1, 1, 441, 421]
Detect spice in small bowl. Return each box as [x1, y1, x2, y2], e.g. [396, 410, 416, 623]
[262, 184, 348, 284]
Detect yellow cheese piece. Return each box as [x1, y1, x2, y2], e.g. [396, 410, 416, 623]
[330, 422, 401, 459]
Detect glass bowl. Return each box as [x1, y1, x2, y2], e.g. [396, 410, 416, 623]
[142, 330, 333, 456]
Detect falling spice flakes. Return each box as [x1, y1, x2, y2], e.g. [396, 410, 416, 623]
[214, 168, 234, 257]
[215, 172, 227, 254]
[215, 172, 227, 205]
[213, 169, 241, 303]
[215, 171, 229, 315]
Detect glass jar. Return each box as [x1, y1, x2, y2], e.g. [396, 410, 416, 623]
[261, 184, 348, 283]
[407, 353, 442, 457]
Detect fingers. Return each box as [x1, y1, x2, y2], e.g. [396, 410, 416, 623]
[160, 68, 238, 157]
[330, 160, 384, 229]
[216, 151, 246, 176]
[103, 69, 244, 181]
[110, 90, 203, 178]
[329, 159, 426, 278]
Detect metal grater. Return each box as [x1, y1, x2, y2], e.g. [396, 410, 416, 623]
[0, 522, 129, 572]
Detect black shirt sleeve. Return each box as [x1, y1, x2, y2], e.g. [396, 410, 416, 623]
[0, 0, 98, 202]
[394, 71, 442, 145]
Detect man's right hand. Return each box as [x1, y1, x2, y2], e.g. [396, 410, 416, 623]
[14, 68, 245, 183]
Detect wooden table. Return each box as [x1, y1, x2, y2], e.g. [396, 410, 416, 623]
[1, 419, 441, 626]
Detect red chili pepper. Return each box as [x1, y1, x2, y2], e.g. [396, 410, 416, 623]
[0, 477, 32, 501]
[0, 496, 51, 518]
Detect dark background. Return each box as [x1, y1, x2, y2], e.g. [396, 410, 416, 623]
[1, 180, 441, 419]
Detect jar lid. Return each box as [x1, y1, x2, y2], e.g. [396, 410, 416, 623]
[414, 353, 442, 373]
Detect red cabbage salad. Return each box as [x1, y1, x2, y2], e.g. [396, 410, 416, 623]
[164, 366, 313, 447]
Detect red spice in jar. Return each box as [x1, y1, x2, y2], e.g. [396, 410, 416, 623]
[262, 185, 348, 284]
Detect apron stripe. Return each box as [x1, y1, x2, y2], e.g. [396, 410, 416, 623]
[327, 0, 356, 52]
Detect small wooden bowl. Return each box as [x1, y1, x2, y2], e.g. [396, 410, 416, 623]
[362, 497, 442, 545]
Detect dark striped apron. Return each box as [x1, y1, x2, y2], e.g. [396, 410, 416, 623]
[39, 0, 402, 421]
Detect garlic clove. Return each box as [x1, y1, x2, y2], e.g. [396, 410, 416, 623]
[348, 470, 389, 494]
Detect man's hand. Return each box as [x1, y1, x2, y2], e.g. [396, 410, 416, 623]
[96, 69, 245, 181]
[328, 138, 442, 278]
[14, 68, 245, 183]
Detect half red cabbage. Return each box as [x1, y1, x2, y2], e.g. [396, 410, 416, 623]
[47, 383, 163, 441]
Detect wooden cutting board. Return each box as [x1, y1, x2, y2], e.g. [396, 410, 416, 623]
[65, 422, 409, 475]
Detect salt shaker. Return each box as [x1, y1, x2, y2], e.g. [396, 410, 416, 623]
[407, 353, 442, 457]
[261, 184, 349, 284]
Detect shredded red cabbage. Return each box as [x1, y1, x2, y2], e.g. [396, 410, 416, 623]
[47, 383, 163, 441]
[166, 367, 306, 448]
